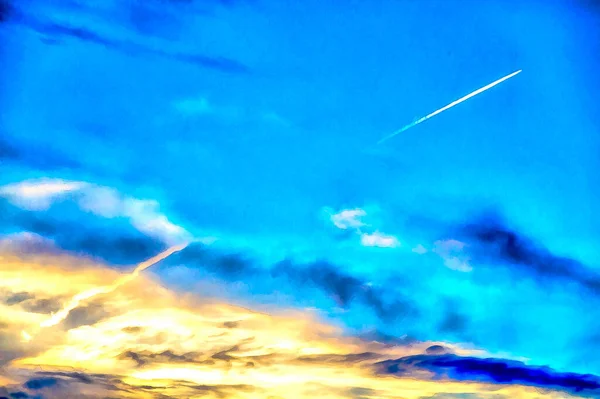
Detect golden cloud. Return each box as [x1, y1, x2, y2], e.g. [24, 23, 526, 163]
[0, 242, 585, 399]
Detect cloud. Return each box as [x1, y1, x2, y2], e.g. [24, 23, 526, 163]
[360, 232, 400, 248]
[2, 291, 62, 315]
[412, 244, 428, 254]
[325, 207, 401, 249]
[0, 0, 13, 24]
[62, 301, 112, 330]
[328, 208, 367, 230]
[433, 240, 471, 272]
[24, 377, 59, 390]
[0, 200, 167, 265]
[375, 354, 600, 396]
[176, 243, 417, 323]
[0, 247, 589, 399]
[12, 9, 250, 74]
[0, 179, 191, 246]
[0, 179, 85, 211]
[0, 136, 81, 172]
[454, 212, 600, 293]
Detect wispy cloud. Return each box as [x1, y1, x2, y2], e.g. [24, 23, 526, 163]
[175, 243, 417, 323]
[9, 7, 250, 74]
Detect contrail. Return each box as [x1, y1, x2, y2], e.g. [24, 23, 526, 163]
[376, 69, 522, 145]
[21, 243, 188, 341]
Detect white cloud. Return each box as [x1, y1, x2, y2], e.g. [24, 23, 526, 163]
[327, 208, 367, 230]
[360, 232, 400, 248]
[412, 244, 428, 254]
[0, 178, 87, 210]
[0, 179, 191, 245]
[324, 207, 402, 250]
[433, 239, 472, 272]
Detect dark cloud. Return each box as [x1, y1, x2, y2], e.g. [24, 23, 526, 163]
[357, 330, 419, 347]
[24, 377, 60, 390]
[347, 387, 378, 399]
[186, 383, 257, 399]
[118, 349, 204, 367]
[272, 260, 416, 323]
[223, 321, 239, 328]
[15, 12, 249, 74]
[456, 212, 600, 294]
[295, 352, 379, 364]
[0, 138, 19, 160]
[3, 292, 34, 306]
[212, 345, 238, 362]
[422, 395, 506, 399]
[0, 136, 80, 171]
[175, 244, 417, 323]
[121, 326, 143, 334]
[0, 0, 13, 24]
[35, 371, 93, 385]
[376, 354, 600, 395]
[8, 370, 257, 399]
[438, 310, 468, 335]
[425, 345, 448, 355]
[20, 298, 62, 314]
[1, 290, 62, 314]
[67, 234, 165, 265]
[0, 198, 166, 265]
[63, 301, 111, 329]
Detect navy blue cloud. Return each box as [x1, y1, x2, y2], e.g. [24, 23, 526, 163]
[455, 212, 600, 294]
[23, 377, 58, 391]
[376, 354, 600, 395]
[0, 0, 12, 24]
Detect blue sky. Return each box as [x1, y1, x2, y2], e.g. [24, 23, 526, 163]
[2, 0, 600, 396]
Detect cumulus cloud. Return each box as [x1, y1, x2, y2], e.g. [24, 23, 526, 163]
[325, 207, 401, 249]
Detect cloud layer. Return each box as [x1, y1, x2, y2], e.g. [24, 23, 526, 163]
[0, 243, 594, 399]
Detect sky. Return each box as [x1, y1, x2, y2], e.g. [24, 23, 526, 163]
[1, 0, 600, 398]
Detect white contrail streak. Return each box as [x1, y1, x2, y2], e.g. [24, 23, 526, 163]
[40, 243, 188, 328]
[376, 69, 522, 145]
[20, 243, 189, 342]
